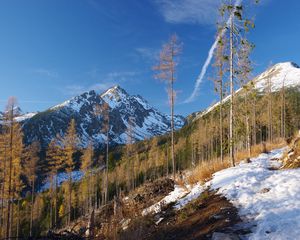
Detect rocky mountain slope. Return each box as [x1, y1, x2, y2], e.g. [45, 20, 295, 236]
[20, 85, 185, 147]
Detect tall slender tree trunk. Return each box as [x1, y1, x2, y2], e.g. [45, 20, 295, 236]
[246, 115, 251, 158]
[105, 123, 109, 205]
[1, 146, 7, 238]
[191, 139, 195, 167]
[252, 99, 257, 145]
[68, 174, 72, 225]
[267, 77, 272, 142]
[87, 174, 90, 214]
[0, 184, 3, 238]
[49, 178, 54, 230]
[6, 110, 14, 239]
[153, 34, 180, 179]
[229, 14, 235, 167]
[54, 175, 58, 228]
[166, 144, 169, 176]
[16, 199, 20, 239]
[171, 77, 175, 179]
[30, 179, 35, 237]
[10, 198, 13, 238]
[281, 81, 286, 138]
[220, 85, 223, 162]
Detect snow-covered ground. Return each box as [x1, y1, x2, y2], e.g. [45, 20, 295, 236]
[174, 183, 204, 210]
[142, 185, 190, 216]
[40, 165, 107, 192]
[209, 147, 300, 240]
[142, 147, 300, 239]
[40, 170, 84, 191]
[142, 183, 204, 216]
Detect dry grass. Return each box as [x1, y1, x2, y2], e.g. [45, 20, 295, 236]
[281, 135, 300, 169]
[266, 138, 287, 150]
[235, 138, 286, 164]
[176, 178, 187, 188]
[188, 138, 287, 185]
[187, 159, 230, 184]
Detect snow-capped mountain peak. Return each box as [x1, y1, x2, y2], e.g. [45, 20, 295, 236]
[20, 85, 186, 147]
[101, 85, 127, 98]
[190, 61, 300, 122]
[254, 61, 300, 91]
[100, 85, 130, 109]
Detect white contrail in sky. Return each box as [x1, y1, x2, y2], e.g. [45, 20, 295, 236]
[184, 0, 242, 103]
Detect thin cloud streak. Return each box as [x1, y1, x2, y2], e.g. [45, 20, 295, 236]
[64, 83, 115, 96]
[0, 100, 57, 104]
[184, 0, 242, 103]
[155, 0, 221, 25]
[31, 68, 58, 78]
[64, 71, 140, 96]
[135, 47, 159, 62]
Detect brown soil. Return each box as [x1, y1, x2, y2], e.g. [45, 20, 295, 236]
[126, 178, 175, 211]
[49, 178, 175, 239]
[48, 180, 248, 240]
[120, 190, 246, 240]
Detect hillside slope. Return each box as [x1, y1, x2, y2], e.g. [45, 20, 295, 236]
[191, 62, 300, 121]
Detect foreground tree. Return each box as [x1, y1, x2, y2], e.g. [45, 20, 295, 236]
[95, 103, 110, 204]
[23, 141, 40, 237]
[153, 34, 182, 179]
[126, 116, 135, 190]
[219, 1, 256, 166]
[80, 142, 94, 214]
[237, 38, 254, 158]
[213, 24, 228, 163]
[63, 119, 79, 225]
[2, 97, 24, 239]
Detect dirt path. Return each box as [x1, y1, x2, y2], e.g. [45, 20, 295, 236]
[121, 190, 247, 240]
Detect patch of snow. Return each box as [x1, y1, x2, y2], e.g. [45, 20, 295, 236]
[101, 85, 128, 109]
[155, 217, 164, 225]
[141, 181, 203, 216]
[40, 166, 105, 192]
[209, 147, 300, 239]
[142, 185, 189, 216]
[50, 99, 71, 110]
[174, 183, 204, 210]
[40, 170, 84, 191]
[15, 112, 37, 122]
[133, 95, 151, 110]
[120, 218, 131, 230]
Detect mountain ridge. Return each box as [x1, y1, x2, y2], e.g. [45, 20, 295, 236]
[19, 85, 186, 147]
[189, 61, 300, 121]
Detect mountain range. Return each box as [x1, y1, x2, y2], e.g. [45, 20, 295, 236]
[2, 61, 300, 148]
[18, 85, 185, 148]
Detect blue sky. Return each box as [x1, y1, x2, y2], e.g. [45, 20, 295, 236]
[0, 0, 299, 116]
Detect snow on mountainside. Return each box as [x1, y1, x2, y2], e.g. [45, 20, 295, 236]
[15, 112, 38, 122]
[254, 62, 300, 91]
[192, 62, 300, 121]
[20, 85, 185, 147]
